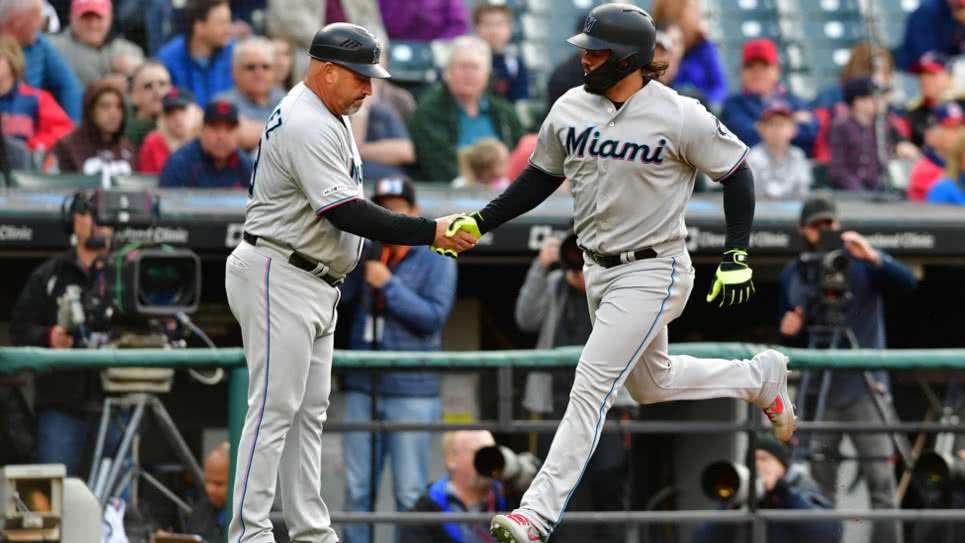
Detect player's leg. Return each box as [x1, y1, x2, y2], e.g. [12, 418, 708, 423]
[493, 256, 689, 541]
[280, 330, 340, 543]
[847, 397, 902, 543]
[341, 390, 384, 543]
[225, 247, 317, 543]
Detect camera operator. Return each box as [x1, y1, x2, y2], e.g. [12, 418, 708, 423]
[9, 189, 114, 476]
[399, 430, 507, 543]
[778, 196, 917, 543]
[693, 434, 842, 543]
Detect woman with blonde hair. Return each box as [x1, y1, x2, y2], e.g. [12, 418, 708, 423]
[0, 34, 73, 151]
[452, 138, 510, 189]
[650, 0, 726, 105]
[926, 130, 965, 204]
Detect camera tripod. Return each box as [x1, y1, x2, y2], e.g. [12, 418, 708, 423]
[86, 334, 206, 516]
[794, 321, 913, 469]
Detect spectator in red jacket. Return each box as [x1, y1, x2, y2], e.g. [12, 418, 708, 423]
[909, 101, 964, 200]
[138, 87, 200, 173]
[0, 34, 72, 151]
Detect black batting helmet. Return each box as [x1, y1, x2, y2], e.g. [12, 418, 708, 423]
[567, 3, 656, 94]
[308, 23, 391, 79]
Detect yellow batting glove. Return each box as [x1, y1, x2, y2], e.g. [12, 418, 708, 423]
[430, 214, 482, 259]
[706, 249, 755, 307]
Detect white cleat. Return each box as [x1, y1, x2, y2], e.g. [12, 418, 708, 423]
[755, 350, 797, 443]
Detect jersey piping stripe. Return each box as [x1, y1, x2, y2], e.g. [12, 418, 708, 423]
[526, 159, 565, 178]
[236, 256, 272, 542]
[315, 195, 359, 215]
[555, 256, 678, 530]
[714, 146, 750, 183]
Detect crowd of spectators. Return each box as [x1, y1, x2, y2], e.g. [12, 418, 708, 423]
[0, 0, 958, 202]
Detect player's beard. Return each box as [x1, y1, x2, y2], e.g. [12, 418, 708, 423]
[343, 97, 366, 115]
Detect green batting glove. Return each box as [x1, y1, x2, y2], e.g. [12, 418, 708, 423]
[430, 214, 482, 259]
[706, 249, 755, 307]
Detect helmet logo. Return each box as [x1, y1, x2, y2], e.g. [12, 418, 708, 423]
[584, 15, 597, 33]
[372, 46, 380, 64]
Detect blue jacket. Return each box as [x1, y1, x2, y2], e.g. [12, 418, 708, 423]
[927, 177, 965, 205]
[156, 36, 235, 106]
[895, 0, 963, 70]
[22, 34, 83, 121]
[159, 139, 252, 188]
[692, 481, 841, 543]
[672, 39, 728, 106]
[721, 90, 819, 155]
[491, 52, 529, 103]
[340, 244, 457, 397]
[779, 249, 917, 407]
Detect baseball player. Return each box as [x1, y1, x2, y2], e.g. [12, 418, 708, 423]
[224, 23, 476, 543]
[435, 5, 796, 542]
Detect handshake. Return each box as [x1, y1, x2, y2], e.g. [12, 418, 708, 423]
[430, 213, 482, 258]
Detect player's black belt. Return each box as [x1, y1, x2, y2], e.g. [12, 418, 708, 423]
[243, 231, 343, 287]
[585, 247, 658, 268]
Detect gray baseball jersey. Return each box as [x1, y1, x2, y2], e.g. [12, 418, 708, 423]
[529, 81, 748, 255]
[244, 81, 365, 278]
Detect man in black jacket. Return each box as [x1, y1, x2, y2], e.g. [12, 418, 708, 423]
[399, 431, 507, 543]
[10, 189, 113, 476]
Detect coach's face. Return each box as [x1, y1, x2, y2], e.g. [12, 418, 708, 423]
[326, 64, 373, 115]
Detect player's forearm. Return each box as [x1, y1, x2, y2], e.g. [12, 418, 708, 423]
[473, 165, 565, 234]
[324, 199, 436, 246]
[721, 162, 755, 250]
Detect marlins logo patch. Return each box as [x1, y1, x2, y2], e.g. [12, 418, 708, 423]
[584, 15, 598, 33]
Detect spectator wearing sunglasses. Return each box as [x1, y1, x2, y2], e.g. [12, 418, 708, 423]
[124, 60, 172, 153]
[213, 36, 285, 153]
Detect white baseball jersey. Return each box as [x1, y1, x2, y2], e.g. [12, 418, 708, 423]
[530, 81, 748, 255]
[244, 82, 365, 278]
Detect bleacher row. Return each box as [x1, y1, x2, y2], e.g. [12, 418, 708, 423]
[387, 0, 923, 119]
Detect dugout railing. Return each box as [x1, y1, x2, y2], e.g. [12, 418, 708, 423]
[2, 344, 965, 542]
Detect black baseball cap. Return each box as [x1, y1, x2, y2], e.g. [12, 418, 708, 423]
[755, 433, 791, 469]
[162, 87, 195, 112]
[203, 99, 239, 125]
[372, 175, 416, 206]
[799, 196, 837, 226]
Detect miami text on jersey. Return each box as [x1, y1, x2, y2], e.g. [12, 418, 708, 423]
[564, 126, 666, 163]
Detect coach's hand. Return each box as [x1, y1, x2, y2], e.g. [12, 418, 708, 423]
[706, 249, 755, 307]
[431, 214, 481, 258]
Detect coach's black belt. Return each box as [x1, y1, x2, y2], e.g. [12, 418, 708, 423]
[585, 247, 658, 268]
[243, 231, 343, 287]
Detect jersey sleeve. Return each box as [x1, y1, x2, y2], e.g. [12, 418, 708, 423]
[679, 98, 749, 181]
[527, 108, 565, 177]
[287, 117, 362, 215]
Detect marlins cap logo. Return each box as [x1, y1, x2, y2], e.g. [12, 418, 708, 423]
[584, 15, 598, 33]
[371, 46, 381, 64]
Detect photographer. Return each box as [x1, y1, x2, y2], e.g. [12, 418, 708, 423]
[693, 435, 841, 543]
[338, 176, 458, 543]
[778, 196, 917, 543]
[399, 431, 507, 543]
[9, 189, 113, 476]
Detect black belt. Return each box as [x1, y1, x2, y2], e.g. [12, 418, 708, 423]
[585, 247, 658, 268]
[243, 231, 343, 287]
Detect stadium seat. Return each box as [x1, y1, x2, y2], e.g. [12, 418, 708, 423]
[520, 13, 550, 42]
[113, 174, 160, 189]
[387, 41, 438, 84]
[8, 171, 101, 190]
[796, 0, 861, 15]
[710, 0, 779, 17]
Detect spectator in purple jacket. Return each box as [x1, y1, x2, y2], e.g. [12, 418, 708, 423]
[379, 0, 468, 41]
[651, 0, 727, 106]
[828, 77, 904, 192]
[721, 38, 818, 155]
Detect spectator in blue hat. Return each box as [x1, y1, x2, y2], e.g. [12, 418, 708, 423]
[928, 131, 965, 204]
[159, 98, 251, 188]
[906, 52, 965, 148]
[746, 100, 812, 199]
